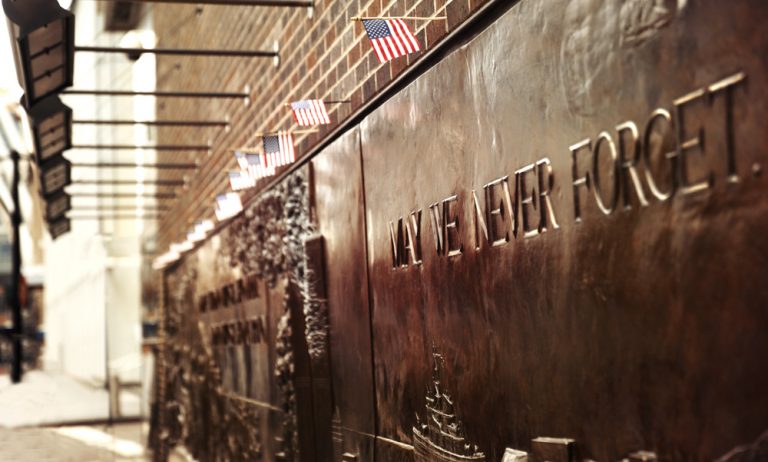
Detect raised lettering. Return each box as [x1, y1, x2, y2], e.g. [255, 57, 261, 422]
[569, 139, 591, 223]
[535, 158, 559, 232]
[592, 131, 620, 215]
[405, 210, 423, 265]
[428, 202, 445, 256]
[471, 189, 490, 250]
[642, 109, 676, 201]
[673, 88, 713, 195]
[516, 163, 538, 238]
[616, 121, 650, 209]
[485, 178, 510, 246]
[501, 176, 518, 238]
[442, 195, 463, 257]
[388, 218, 407, 268]
[708, 71, 746, 183]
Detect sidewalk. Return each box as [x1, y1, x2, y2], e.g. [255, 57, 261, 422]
[0, 423, 148, 461]
[0, 371, 140, 428]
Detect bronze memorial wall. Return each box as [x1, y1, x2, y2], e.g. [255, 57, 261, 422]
[157, 0, 768, 461]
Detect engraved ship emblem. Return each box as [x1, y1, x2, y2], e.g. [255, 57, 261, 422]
[413, 348, 486, 462]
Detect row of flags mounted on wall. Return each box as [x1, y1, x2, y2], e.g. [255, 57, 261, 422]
[155, 15, 444, 268]
[212, 16, 437, 222]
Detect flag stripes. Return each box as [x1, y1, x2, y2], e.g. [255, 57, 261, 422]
[263, 131, 295, 167]
[363, 19, 420, 63]
[291, 99, 331, 126]
[229, 171, 254, 191]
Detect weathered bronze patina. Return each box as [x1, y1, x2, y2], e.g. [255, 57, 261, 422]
[154, 0, 768, 460]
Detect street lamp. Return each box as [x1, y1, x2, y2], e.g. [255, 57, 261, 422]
[26, 94, 72, 165]
[45, 191, 71, 220]
[2, 0, 75, 107]
[39, 155, 72, 197]
[48, 216, 71, 239]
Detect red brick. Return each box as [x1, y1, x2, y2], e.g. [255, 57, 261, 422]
[152, 0, 484, 249]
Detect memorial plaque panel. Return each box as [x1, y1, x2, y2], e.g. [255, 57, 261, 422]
[359, 0, 768, 460]
[312, 127, 377, 462]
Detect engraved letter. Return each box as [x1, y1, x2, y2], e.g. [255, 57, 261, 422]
[616, 121, 649, 209]
[404, 210, 423, 265]
[673, 88, 713, 195]
[516, 163, 539, 238]
[388, 218, 406, 268]
[569, 139, 591, 223]
[442, 195, 463, 257]
[428, 202, 444, 255]
[536, 158, 560, 232]
[591, 131, 620, 215]
[471, 189, 490, 250]
[642, 109, 676, 201]
[502, 176, 518, 238]
[485, 178, 511, 246]
[708, 72, 746, 183]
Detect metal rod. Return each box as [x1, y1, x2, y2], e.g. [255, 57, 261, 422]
[62, 89, 248, 99]
[83, 0, 312, 7]
[72, 179, 185, 186]
[69, 192, 177, 198]
[75, 46, 277, 58]
[73, 206, 170, 211]
[351, 15, 446, 21]
[68, 215, 163, 220]
[72, 162, 197, 170]
[283, 99, 351, 106]
[10, 151, 22, 384]
[73, 119, 228, 127]
[71, 144, 210, 151]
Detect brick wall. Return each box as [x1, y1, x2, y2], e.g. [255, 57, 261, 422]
[154, 0, 491, 250]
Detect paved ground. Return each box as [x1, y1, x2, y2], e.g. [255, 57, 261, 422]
[0, 423, 149, 462]
[0, 423, 192, 462]
[0, 371, 191, 461]
[0, 371, 141, 428]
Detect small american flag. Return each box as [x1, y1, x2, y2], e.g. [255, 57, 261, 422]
[291, 99, 331, 126]
[246, 153, 275, 179]
[235, 151, 249, 170]
[362, 19, 420, 63]
[263, 131, 295, 167]
[229, 171, 254, 191]
[215, 193, 242, 221]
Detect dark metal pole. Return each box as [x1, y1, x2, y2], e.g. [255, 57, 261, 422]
[71, 144, 210, 151]
[71, 179, 185, 186]
[72, 179, 185, 186]
[72, 206, 170, 211]
[69, 192, 177, 198]
[68, 215, 163, 220]
[72, 162, 198, 170]
[75, 46, 277, 58]
[10, 151, 22, 384]
[72, 119, 228, 127]
[62, 89, 248, 99]
[83, 0, 312, 6]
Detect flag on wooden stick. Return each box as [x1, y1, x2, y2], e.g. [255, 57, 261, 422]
[235, 151, 249, 170]
[215, 193, 242, 221]
[263, 131, 295, 167]
[246, 153, 274, 179]
[229, 171, 255, 191]
[291, 99, 331, 126]
[362, 19, 420, 63]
